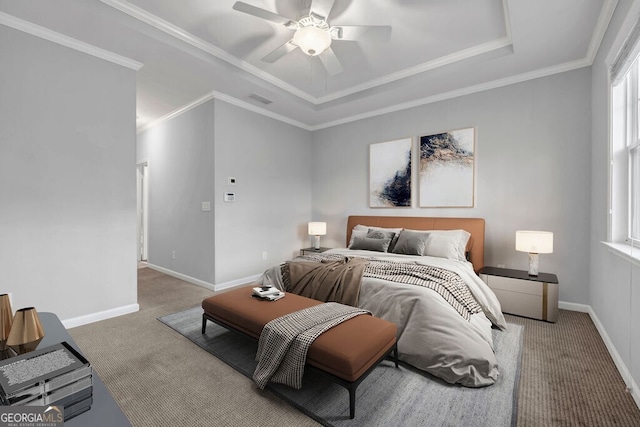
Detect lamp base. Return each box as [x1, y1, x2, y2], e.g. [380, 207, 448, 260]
[313, 235, 321, 250]
[528, 253, 539, 276]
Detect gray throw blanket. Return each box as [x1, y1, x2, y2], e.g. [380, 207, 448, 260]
[253, 303, 370, 390]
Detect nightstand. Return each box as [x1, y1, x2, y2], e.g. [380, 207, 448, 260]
[479, 266, 559, 322]
[300, 247, 331, 256]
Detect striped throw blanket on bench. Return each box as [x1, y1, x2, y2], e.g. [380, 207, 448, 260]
[253, 302, 370, 389]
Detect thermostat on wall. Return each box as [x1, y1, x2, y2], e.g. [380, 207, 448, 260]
[224, 192, 236, 202]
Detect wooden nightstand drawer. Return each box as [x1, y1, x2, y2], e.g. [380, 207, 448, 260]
[485, 275, 543, 296]
[479, 267, 559, 322]
[490, 288, 544, 320]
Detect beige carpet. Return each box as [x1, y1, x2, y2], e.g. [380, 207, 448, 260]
[506, 312, 640, 426]
[68, 267, 640, 426]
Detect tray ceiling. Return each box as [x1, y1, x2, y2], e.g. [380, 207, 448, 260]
[0, 0, 616, 130]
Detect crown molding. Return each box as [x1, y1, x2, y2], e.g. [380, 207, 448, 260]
[315, 0, 514, 104]
[130, 0, 613, 132]
[100, 0, 315, 104]
[101, 0, 515, 107]
[137, 91, 312, 134]
[0, 11, 142, 70]
[137, 92, 215, 134]
[211, 91, 312, 130]
[315, 37, 513, 104]
[138, 55, 593, 133]
[310, 57, 592, 130]
[585, 0, 619, 64]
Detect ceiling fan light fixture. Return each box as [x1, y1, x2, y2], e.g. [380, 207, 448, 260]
[293, 25, 331, 56]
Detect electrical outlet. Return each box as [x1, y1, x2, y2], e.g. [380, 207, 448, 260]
[497, 263, 506, 268]
[172, 251, 176, 259]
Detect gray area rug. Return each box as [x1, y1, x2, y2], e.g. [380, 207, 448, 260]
[159, 307, 523, 427]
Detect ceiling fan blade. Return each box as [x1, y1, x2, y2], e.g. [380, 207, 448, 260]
[233, 1, 298, 29]
[331, 25, 392, 43]
[261, 40, 298, 63]
[309, 0, 336, 21]
[318, 46, 343, 75]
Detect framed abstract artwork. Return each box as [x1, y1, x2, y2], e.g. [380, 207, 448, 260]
[369, 138, 412, 208]
[419, 128, 475, 208]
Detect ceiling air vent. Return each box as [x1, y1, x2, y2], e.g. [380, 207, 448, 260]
[248, 93, 273, 105]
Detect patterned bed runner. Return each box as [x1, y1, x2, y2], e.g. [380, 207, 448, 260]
[292, 254, 482, 321]
[253, 302, 370, 389]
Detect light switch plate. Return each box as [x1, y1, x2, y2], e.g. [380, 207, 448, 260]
[201, 201, 211, 211]
[228, 177, 236, 185]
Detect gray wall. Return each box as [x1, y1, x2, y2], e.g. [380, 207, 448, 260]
[213, 100, 312, 284]
[138, 99, 312, 287]
[137, 101, 215, 285]
[590, 0, 640, 398]
[312, 70, 592, 305]
[0, 25, 138, 321]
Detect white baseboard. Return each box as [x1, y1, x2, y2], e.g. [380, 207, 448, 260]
[63, 303, 139, 329]
[585, 306, 640, 409]
[559, 301, 639, 409]
[61, 268, 256, 329]
[215, 274, 261, 291]
[558, 300, 590, 312]
[146, 264, 216, 291]
[145, 264, 259, 293]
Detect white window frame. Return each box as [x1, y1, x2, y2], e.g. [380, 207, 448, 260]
[609, 47, 640, 274]
[627, 62, 640, 244]
[607, 8, 640, 254]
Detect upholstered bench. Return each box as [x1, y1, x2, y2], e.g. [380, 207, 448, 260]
[201, 286, 398, 419]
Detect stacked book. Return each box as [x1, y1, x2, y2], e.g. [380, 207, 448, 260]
[252, 286, 285, 301]
[0, 342, 93, 421]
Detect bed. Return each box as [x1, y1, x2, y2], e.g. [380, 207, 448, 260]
[259, 216, 507, 387]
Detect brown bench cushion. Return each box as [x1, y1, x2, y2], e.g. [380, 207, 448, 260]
[202, 286, 397, 382]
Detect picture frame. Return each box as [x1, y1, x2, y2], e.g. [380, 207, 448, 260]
[369, 138, 412, 208]
[418, 127, 475, 208]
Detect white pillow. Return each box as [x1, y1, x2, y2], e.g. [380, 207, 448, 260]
[424, 230, 471, 261]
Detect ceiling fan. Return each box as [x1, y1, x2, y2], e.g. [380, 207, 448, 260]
[232, 0, 392, 75]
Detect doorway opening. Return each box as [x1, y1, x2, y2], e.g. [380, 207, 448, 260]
[137, 162, 149, 263]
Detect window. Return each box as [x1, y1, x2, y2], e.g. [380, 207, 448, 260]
[611, 51, 640, 245]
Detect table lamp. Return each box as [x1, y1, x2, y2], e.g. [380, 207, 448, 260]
[6, 307, 45, 354]
[308, 222, 327, 250]
[0, 294, 12, 353]
[516, 230, 553, 276]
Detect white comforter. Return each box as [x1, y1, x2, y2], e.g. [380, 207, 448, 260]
[260, 248, 507, 387]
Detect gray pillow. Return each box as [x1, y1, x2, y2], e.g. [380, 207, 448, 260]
[350, 237, 392, 252]
[392, 230, 430, 256]
[367, 229, 399, 252]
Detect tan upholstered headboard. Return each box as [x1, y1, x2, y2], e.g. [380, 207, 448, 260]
[346, 216, 485, 273]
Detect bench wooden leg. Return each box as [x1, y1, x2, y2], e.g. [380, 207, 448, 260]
[201, 314, 207, 334]
[349, 385, 356, 419]
[393, 342, 399, 368]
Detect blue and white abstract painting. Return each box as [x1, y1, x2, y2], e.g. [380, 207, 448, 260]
[369, 138, 412, 207]
[419, 128, 475, 207]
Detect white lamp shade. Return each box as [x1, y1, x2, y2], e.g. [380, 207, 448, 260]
[308, 222, 327, 236]
[515, 230, 553, 254]
[293, 26, 331, 56]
